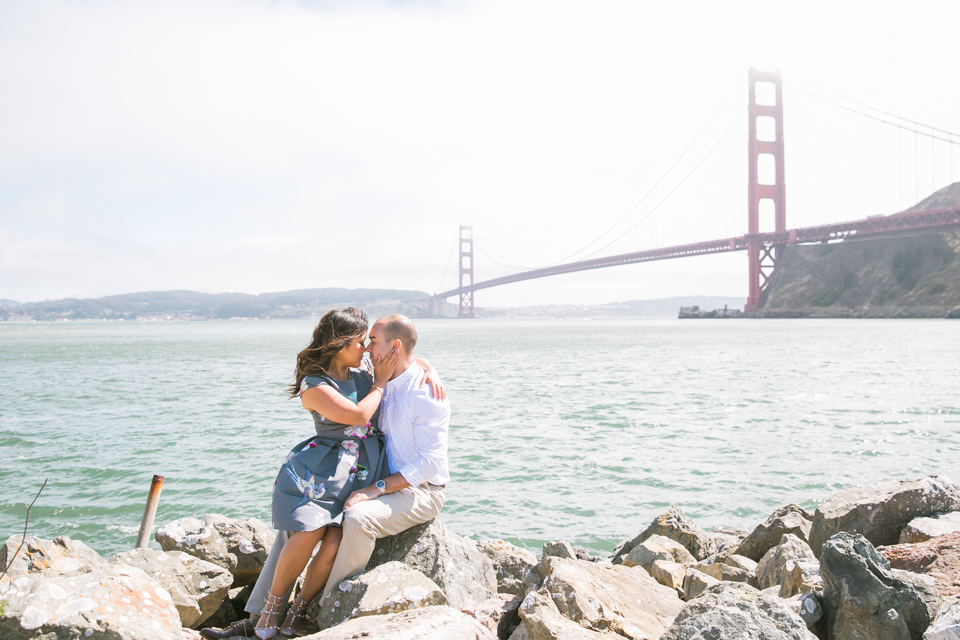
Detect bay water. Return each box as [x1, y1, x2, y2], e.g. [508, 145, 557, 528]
[1, 318, 958, 558]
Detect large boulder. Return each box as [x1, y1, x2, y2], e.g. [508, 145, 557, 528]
[0, 535, 104, 577]
[155, 514, 274, 587]
[821, 532, 937, 640]
[809, 475, 960, 557]
[477, 539, 539, 597]
[660, 582, 816, 640]
[901, 513, 960, 544]
[737, 505, 814, 562]
[756, 534, 817, 591]
[779, 561, 822, 599]
[536, 556, 682, 638]
[309, 561, 447, 630]
[0, 562, 181, 640]
[925, 597, 960, 640]
[111, 547, 233, 629]
[541, 541, 576, 560]
[682, 568, 720, 601]
[366, 519, 497, 608]
[510, 589, 609, 639]
[460, 593, 522, 640]
[881, 532, 960, 599]
[725, 554, 759, 574]
[611, 504, 716, 564]
[302, 605, 487, 639]
[649, 560, 687, 596]
[621, 534, 695, 571]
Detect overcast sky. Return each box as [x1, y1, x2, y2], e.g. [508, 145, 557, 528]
[2, 0, 959, 306]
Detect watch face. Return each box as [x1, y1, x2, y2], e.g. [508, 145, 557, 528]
[376, 480, 386, 490]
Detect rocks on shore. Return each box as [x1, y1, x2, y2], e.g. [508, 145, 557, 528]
[901, 513, 960, 544]
[881, 532, 960, 599]
[476, 539, 538, 597]
[0, 535, 105, 577]
[736, 504, 814, 562]
[302, 604, 488, 639]
[612, 504, 716, 564]
[756, 534, 817, 591]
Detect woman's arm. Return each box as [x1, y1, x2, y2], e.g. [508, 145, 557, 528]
[415, 357, 446, 401]
[301, 349, 398, 424]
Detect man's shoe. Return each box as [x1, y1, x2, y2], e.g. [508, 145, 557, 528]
[199, 618, 256, 639]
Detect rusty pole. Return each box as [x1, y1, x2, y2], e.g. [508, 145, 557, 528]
[135, 475, 164, 549]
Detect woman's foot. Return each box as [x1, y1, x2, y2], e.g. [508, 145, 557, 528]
[255, 592, 283, 640]
[279, 594, 311, 637]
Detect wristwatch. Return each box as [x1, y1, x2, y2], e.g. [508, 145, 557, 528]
[375, 480, 387, 496]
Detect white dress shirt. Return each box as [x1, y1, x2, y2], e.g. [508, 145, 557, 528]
[381, 362, 451, 487]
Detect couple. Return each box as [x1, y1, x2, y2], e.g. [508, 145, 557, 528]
[202, 308, 450, 639]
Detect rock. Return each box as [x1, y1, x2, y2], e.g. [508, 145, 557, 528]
[460, 593, 522, 640]
[649, 560, 686, 596]
[661, 582, 816, 640]
[779, 561, 822, 598]
[200, 584, 252, 629]
[155, 515, 274, 587]
[782, 591, 824, 630]
[510, 589, 609, 640]
[880, 532, 960, 598]
[689, 561, 756, 587]
[621, 534, 696, 571]
[541, 541, 576, 560]
[477, 539, 539, 597]
[181, 629, 204, 640]
[821, 532, 935, 640]
[110, 547, 233, 629]
[0, 535, 105, 577]
[725, 554, 759, 574]
[310, 561, 446, 630]
[0, 561, 181, 640]
[682, 568, 720, 601]
[708, 528, 748, 558]
[303, 604, 487, 639]
[612, 504, 716, 563]
[366, 519, 497, 608]
[901, 513, 960, 544]
[893, 568, 942, 629]
[537, 555, 683, 638]
[809, 475, 960, 557]
[757, 534, 816, 591]
[737, 505, 815, 562]
[926, 597, 960, 639]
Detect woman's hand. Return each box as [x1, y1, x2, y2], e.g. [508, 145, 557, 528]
[372, 347, 399, 387]
[421, 368, 446, 401]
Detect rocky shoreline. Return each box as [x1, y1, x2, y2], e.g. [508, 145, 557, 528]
[2, 475, 960, 639]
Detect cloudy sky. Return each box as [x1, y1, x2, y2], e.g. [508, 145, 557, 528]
[2, 0, 959, 306]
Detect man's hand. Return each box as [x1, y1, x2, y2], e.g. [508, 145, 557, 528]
[344, 485, 381, 509]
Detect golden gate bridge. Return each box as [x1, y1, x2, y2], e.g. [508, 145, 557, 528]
[415, 69, 960, 317]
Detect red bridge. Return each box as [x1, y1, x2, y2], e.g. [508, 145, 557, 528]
[419, 69, 960, 317]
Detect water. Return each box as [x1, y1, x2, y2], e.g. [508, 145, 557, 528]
[1, 318, 958, 558]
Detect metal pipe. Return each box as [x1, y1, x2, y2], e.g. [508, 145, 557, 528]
[135, 475, 164, 549]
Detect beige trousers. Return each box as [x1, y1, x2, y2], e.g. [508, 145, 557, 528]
[320, 483, 445, 603]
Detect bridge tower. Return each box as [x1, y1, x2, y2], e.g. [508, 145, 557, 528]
[458, 225, 475, 318]
[745, 68, 786, 312]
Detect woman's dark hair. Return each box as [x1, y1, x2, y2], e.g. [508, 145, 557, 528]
[288, 307, 368, 397]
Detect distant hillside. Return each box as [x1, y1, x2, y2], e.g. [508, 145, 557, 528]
[757, 183, 960, 317]
[0, 288, 428, 320]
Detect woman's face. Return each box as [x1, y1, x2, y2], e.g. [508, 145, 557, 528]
[337, 331, 368, 368]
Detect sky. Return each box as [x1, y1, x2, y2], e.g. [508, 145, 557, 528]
[2, 0, 959, 306]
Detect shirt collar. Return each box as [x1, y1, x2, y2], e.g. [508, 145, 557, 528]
[387, 361, 421, 391]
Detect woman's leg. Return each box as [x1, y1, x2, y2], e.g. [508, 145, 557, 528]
[279, 527, 343, 636]
[255, 528, 325, 639]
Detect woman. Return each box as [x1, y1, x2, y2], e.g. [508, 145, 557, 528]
[249, 307, 443, 639]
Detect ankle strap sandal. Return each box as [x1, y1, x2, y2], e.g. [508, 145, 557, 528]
[255, 592, 283, 640]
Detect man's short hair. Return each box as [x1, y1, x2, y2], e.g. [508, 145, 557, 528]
[379, 314, 418, 354]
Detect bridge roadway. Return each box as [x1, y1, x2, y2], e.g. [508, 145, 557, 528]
[421, 205, 960, 304]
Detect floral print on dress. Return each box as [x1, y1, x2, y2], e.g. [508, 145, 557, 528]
[343, 422, 377, 439]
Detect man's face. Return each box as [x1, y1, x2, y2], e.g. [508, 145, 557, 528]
[365, 321, 395, 364]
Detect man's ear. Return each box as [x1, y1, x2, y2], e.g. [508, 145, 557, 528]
[394, 339, 403, 352]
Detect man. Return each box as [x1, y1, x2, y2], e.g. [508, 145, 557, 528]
[201, 314, 449, 638]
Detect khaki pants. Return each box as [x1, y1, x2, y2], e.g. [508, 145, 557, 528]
[320, 483, 445, 603]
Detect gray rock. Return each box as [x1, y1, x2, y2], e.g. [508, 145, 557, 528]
[782, 591, 824, 630]
[611, 504, 716, 564]
[779, 560, 822, 598]
[725, 554, 759, 574]
[460, 593, 522, 640]
[737, 505, 814, 562]
[0, 535, 104, 577]
[510, 589, 609, 640]
[366, 518, 497, 608]
[821, 532, 936, 640]
[541, 541, 576, 560]
[901, 512, 960, 544]
[809, 475, 960, 557]
[757, 534, 816, 591]
[926, 597, 960, 640]
[537, 555, 683, 638]
[709, 528, 748, 558]
[621, 534, 696, 571]
[683, 568, 720, 601]
[155, 514, 274, 587]
[110, 547, 233, 629]
[0, 561, 181, 640]
[689, 561, 757, 587]
[304, 604, 487, 639]
[310, 561, 446, 630]
[477, 539, 539, 597]
[661, 582, 816, 640]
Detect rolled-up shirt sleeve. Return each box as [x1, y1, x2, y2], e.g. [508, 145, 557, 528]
[397, 390, 450, 487]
